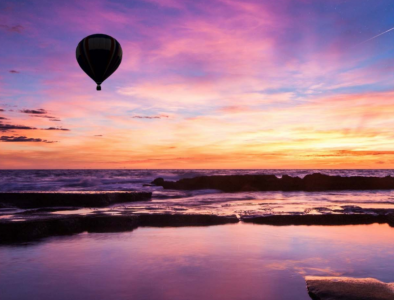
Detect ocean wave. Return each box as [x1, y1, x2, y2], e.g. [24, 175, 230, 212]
[3, 169, 394, 202]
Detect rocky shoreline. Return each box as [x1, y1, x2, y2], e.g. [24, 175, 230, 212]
[1, 174, 394, 300]
[1, 206, 393, 243]
[1, 175, 394, 243]
[0, 191, 152, 208]
[0, 213, 239, 243]
[242, 210, 394, 227]
[152, 173, 394, 192]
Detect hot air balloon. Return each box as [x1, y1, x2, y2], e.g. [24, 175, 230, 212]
[76, 34, 122, 91]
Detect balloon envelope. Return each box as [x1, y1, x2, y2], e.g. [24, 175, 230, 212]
[76, 34, 122, 90]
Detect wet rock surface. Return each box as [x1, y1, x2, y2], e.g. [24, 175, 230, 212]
[242, 208, 394, 227]
[0, 191, 152, 208]
[242, 213, 394, 227]
[152, 173, 394, 192]
[0, 213, 239, 243]
[305, 276, 394, 300]
[1, 187, 394, 244]
[1, 206, 393, 243]
[137, 213, 239, 227]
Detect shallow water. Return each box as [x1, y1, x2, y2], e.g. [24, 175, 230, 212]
[1, 223, 394, 300]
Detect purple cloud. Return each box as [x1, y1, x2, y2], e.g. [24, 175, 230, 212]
[44, 127, 70, 131]
[32, 115, 61, 121]
[132, 115, 169, 119]
[0, 135, 56, 143]
[20, 109, 61, 121]
[20, 109, 47, 115]
[0, 123, 37, 132]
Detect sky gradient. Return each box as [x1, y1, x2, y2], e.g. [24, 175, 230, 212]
[1, 0, 394, 169]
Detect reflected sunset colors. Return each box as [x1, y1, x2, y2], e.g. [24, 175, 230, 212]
[1, 223, 393, 300]
[2, 1, 394, 299]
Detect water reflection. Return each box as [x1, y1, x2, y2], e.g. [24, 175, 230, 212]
[0, 223, 393, 300]
[44, 189, 394, 218]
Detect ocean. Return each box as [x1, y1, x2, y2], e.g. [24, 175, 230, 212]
[2, 169, 394, 192]
[1, 170, 394, 300]
[1, 169, 394, 217]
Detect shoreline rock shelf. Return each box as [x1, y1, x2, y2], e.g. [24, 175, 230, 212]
[0, 214, 239, 243]
[305, 276, 394, 300]
[152, 173, 394, 192]
[1, 208, 394, 243]
[242, 212, 394, 227]
[1, 183, 394, 243]
[0, 191, 152, 208]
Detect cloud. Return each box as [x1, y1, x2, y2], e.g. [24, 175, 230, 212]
[308, 150, 394, 158]
[0, 109, 4, 112]
[0, 24, 23, 33]
[32, 115, 61, 121]
[0, 122, 68, 132]
[132, 115, 169, 119]
[44, 127, 70, 131]
[94, 135, 103, 137]
[9, 70, 19, 74]
[0, 117, 8, 120]
[0, 136, 56, 143]
[0, 123, 37, 132]
[20, 109, 47, 115]
[20, 109, 61, 121]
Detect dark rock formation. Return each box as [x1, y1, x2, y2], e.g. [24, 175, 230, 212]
[84, 215, 140, 233]
[1, 207, 393, 243]
[242, 211, 394, 227]
[0, 213, 239, 243]
[0, 216, 85, 242]
[152, 178, 165, 185]
[305, 276, 394, 300]
[0, 191, 152, 209]
[138, 213, 239, 227]
[152, 173, 394, 192]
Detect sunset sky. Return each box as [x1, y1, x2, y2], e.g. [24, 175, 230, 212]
[1, 0, 394, 169]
